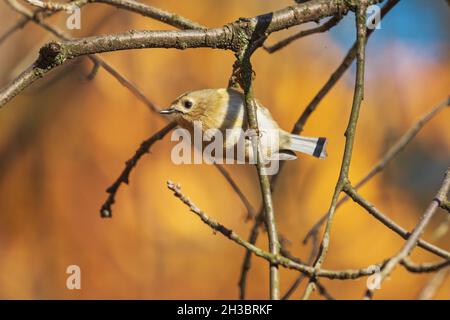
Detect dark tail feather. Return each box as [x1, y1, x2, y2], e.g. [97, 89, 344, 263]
[287, 134, 327, 159]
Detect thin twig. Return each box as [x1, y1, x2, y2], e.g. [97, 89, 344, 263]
[417, 267, 450, 300]
[264, 15, 342, 53]
[100, 122, 177, 218]
[93, 0, 206, 30]
[0, 17, 28, 46]
[280, 235, 334, 300]
[401, 258, 450, 273]
[302, 3, 368, 300]
[237, 0, 400, 300]
[0, 0, 376, 107]
[25, 0, 80, 12]
[238, 18, 280, 299]
[304, 97, 450, 244]
[440, 199, 450, 213]
[432, 215, 450, 241]
[4, 0, 162, 114]
[2, 0, 446, 300]
[364, 167, 450, 299]
[7, 1, 256, 222]
[281, 233, 319, 300]
[24, 0, 80, 11]
[292, 0, 400, 135]
[23, 0, 206, 30]
[93, 57, 160, 113]
[238, 212, 264, 299]
[166, 181, 390, 280]
[214, 164, 256, 220]
[85, 59, 100, 80]
[343, 185, 450, 259]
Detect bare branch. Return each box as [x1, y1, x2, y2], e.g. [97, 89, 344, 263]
[364, 167, 450, 299]
[100, 122, 177, 218]
[238, 212, 264, 299]
[344, 185, 450, 259]
[23, 0, 206, 30]
[401, 258, 450, 273]
[237, 0, 399, 299]
[302, 2, 368, 299]
[432, 215, 450, 241]
[1, 0, 373, 107]
[3, 0, 162, 114]
[237, 18, 280, 299]
[214, 164, 256, 220]
[264, 15, 342, 53]
[2, 0, 446, 300]
[280, 234, 335, 300]
[292, 0, 400, 135]
[304, 97, 450, 244]
[24, 0, 79, 11]
[417, 267, 450, 300]
[166, 181, 388, 280]
[0, 17, 28, 46]
[6, 1, 257, 224]
[441, 199, 450, 213]
[281, 233, 319, 300]
[93, 57, 160, 114]
[91, 0, 206, 30]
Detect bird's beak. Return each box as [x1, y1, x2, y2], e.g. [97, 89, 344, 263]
[159, 107, 177, 114]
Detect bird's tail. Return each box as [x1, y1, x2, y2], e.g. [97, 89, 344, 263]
[286, 134, 327, 159]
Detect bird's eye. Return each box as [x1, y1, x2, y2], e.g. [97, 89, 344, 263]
[183, 100, 193, 109]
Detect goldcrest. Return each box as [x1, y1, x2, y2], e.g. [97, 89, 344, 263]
[160, 88, 327, 162]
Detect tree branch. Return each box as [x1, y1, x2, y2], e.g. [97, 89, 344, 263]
[24, 0, 207, 30]
[304, 97, 450, 244]
[6, 0, 258, 223]
[3, 0, 445, 300]
[93, 0, 207, 30]
[237, 0, 399, 300]
[214, 164, 256, 220]
[292, 0, 400, 135]
[440, 199, 450, 213]
[100, 122, 177, 218]
[238, 211, 264, 299]
[264, 15, 342, 53]
[1, 0, 377, 107]
[236, 16, 281, 299]
[0, 16, 28, 46]
[281, 233, 322, 300]
[364, 167, 450, 299]
[302, 2, 368, 299]
[401, 258, 450, 273]
[3, 0, 162, 114]
[166, 181, 390, 281]
[343, 184, 450, 259]
[417, 267, 450, 300]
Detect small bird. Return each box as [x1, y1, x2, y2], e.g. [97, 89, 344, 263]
[160, 88, 327, 162]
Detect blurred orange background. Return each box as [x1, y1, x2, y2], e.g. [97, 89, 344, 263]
[0, 0, 449, 299]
